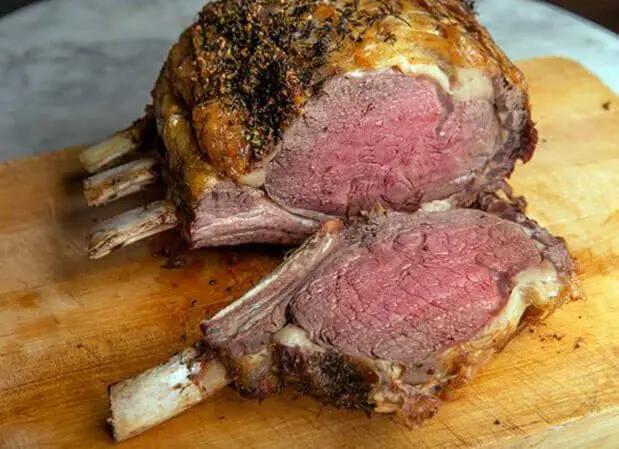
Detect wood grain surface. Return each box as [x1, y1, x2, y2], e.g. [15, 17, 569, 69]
[0, 58, 617, 449]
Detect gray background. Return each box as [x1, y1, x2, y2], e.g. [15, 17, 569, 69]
[0, 0, 617, 161]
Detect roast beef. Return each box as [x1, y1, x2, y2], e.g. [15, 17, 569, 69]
[107, 196, 579, 440]
[81, 0, 537, 258]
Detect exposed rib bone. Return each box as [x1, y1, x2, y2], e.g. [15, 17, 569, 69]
[88, 200, 178, 259]
[80, 129, 141, 174]
[83, 158, 159, 207]
[80, 114, 154, 173]
[108, 345, 230, 442]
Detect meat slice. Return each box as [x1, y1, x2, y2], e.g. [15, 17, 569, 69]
[80, 0, 537, 258]
[107, 197, 579, 440]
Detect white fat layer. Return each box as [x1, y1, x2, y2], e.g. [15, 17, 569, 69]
[452, 68, 494, 102]
[196, 358, 230, 392]
[420, 199, 453, 213]
[370, 57, 451, 93]
[346, 64, 491, 104]
[469, 261, 562, 349]
[274, 325, 325, 353]
[239, 168, 266, 188]
[345, 70, 368, 78]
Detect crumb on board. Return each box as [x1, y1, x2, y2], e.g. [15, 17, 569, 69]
[494, 419, 501, 425]
[162, 257, 186, 269]
[538, 332, 564, 342]
[574, 337, 585, 350]
[190, 298, 199, 307]
[156, 247, 172, 258]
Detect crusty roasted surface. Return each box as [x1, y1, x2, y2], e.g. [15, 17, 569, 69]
[152, 0, 534, 196]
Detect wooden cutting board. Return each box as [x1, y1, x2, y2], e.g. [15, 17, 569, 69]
[0, 57, 617, 449]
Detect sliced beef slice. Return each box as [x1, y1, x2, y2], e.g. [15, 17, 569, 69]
[201, 199, 579, 423]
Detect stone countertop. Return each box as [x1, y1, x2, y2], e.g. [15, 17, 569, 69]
[0, 0, 617, 161]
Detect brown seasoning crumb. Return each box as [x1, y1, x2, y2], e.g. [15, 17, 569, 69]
[163, 257, 186, 269]
[574, 337, 584, 350]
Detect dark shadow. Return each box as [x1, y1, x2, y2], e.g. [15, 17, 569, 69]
[0, 0, 39, 17]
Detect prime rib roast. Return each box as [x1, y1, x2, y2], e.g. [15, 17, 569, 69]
[78, 0, 581, 442]
[108, 195, 578, 441]
[81, 0, 537, 258]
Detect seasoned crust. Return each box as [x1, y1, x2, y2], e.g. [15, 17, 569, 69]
[277, 344, 374, 412]
[154, 0, 534, 185]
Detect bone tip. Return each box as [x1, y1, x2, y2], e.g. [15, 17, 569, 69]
[79, 130, 137, 174]
[86, 239, 114, 260]
[107, 382, 122, 441]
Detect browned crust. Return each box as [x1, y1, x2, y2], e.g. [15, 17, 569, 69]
[276, 345, 374, 412]
[519, 102, 539, 164]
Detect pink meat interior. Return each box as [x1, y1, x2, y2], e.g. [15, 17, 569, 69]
[265, 71, 500, 217]
[290, 210, 542, 363]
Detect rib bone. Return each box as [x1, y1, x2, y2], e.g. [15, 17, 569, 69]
[83, 158, 159, 207]
[108, 345, 230, 442]
[88, 200, 178, 259]
[80, 114, 154, 173]
[80, 129, 141, 174]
